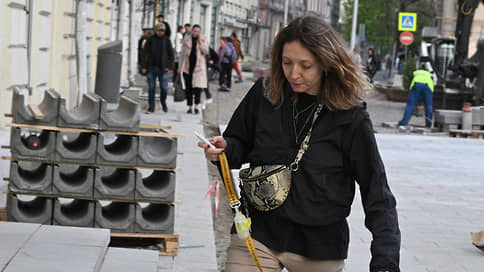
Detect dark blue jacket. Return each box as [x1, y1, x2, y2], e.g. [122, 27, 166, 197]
[142, 34, 174, 71]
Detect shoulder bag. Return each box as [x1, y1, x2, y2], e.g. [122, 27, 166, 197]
[239, 104, 323, 211]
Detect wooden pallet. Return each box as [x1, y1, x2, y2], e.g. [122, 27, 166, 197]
[0, 207, 7, 221]
[1, 156, 179, 172]
[0, 210, 179, 256]
[4, 190, 181, 205]
[110, 232, 179, 256]
[6, 123, 182, 138]
[449, 129, 484, 139]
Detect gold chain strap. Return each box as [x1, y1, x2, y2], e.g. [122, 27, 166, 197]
[290, 104, 323, 172]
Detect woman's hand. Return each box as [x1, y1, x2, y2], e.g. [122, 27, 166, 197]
[198, 136, 226, 161]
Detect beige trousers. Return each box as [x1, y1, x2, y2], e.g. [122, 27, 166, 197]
[225, 234, 345, 272]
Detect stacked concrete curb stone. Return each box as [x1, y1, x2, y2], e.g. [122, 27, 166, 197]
[7, 90, 178, 236]
[57, 93, 102, 129]
[0, 222, 160, 271]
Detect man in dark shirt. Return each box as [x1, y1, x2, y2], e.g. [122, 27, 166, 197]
[183, 23, 191, 38]
[366, 48, 378, 83]
[156, 15, 171, 39]
[138, 27, 152, 74]
[141, 23, 174, 113]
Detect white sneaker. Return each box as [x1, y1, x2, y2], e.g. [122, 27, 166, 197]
[206, 98, 213, 104]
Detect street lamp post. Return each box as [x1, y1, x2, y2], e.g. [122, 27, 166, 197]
[350, 0, 359, 50]
[283, 0, 289, 26]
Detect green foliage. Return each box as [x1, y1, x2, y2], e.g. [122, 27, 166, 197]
[403, 56, 417, 90]
[343, 0, 436, 53]
[343, 0, 398, 45]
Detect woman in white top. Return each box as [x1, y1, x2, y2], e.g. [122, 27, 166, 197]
[174, 25, 184, 82]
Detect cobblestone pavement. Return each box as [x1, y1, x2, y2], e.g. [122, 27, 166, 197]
[202, 76, 484, 272]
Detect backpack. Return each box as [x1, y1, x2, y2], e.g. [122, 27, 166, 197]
[225, 43, 237, 64]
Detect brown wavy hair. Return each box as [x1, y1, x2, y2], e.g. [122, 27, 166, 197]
[265, 16, 369, 110]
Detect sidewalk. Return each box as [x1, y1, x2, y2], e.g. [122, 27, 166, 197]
[140, 99, 218, 272]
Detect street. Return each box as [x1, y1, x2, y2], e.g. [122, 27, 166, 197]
[201, 74, 484, 272]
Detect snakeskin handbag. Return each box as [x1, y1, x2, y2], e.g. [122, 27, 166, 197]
[238, 104, 323, 211]
[239, 165, 291, 211]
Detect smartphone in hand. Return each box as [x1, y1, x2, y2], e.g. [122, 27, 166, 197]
[194, 131, 215, 148]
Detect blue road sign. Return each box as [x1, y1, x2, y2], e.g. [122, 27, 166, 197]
[399, 12, 417, 32]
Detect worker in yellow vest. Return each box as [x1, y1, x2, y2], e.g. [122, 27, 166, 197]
[398, 64, 434, 128]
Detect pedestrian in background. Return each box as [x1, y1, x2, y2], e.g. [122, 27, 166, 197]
[207, 47, 221, 81]
[365, 48, 378, 82]
[173, 25, 184, 82]
[199, 15, 400, 272]
[179, 24, 208, 114]
[384, 53, 393, 80]
[230, 32, 244, 83]
[398, 63, 434, 128]
[217, 37, 226, 88]
[156, 14, 171, 39]
[202, 49, 216, 104]
[352, 47, 361, 64]
[219, 36, 237, 92]
[183, 23, 191, 38]
[138, 27, 152, 74]
[141, 23, 174, 113]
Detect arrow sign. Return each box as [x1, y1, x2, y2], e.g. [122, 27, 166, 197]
[400, 31, 414, 46]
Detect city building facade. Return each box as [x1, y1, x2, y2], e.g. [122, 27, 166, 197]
[0, 0, 125, 126]
[0, 0, 341, 126]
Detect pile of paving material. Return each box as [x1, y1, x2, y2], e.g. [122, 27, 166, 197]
[0, 221, 158, 272]
[6, 89, 179, 235]
[434, 107, 484, 131]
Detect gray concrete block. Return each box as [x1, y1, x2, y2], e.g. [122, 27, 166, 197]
[0, 222, 41, 271]
[100, 247, 158, 272]
[97, 134, 138, 166]
[137, 136, 177, 168]
[100, 95, 141, 132]
[4, 243, 106, 272]
[55, 131, 97, 163]
[10, 128, 56, 161]
[471, 107, 484, 125]
[95, 202, 135, 233]
[13, 225, 109, 271]
[53, 164, 94, 197]
[28, 224, 110, 247]
[57, 93, 101, 129]
[135, 170, 175, 202]
[134, 203, 174, 233]
[434, 109, 462, 125]
[9, 161, 53, 194]
[94, 167, 135, 200]
[12, 88, 60, 126]
[53, 199, 95, 227]
[7, 195, 52, 225]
